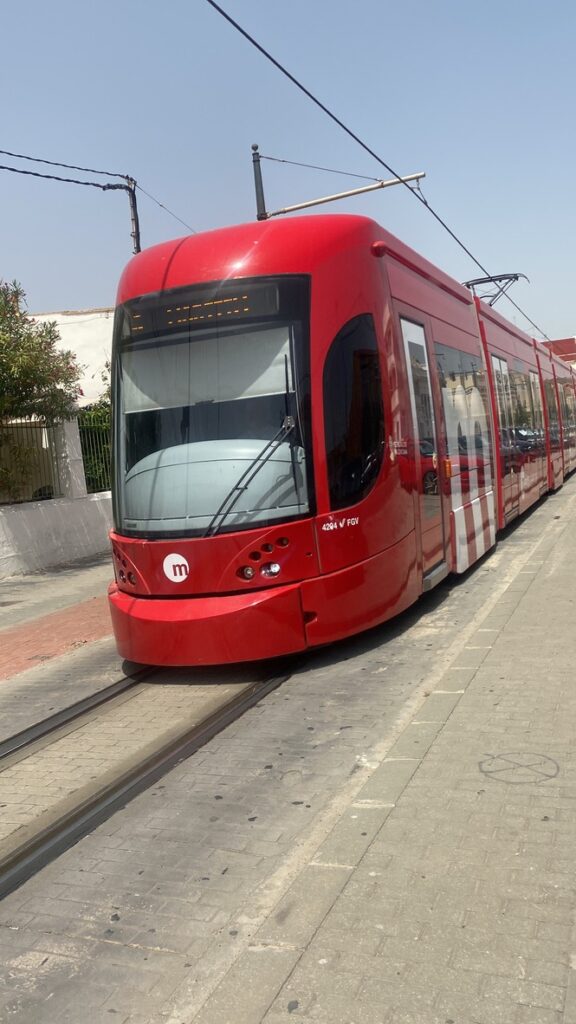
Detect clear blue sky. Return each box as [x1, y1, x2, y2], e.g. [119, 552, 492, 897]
[2, 0, 574, 340]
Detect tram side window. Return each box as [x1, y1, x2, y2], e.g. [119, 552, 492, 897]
[529, 371, 545, 450]
[510, 366, 533, 428]
[557, 382, 570, 452]
[323, 315, 384, 509]
[491, 356, 512, 431]
[435, 343, 492, 473]
[565, 386, 576, 446]
[544, 378, 560, 450]
[509, 364, 542, 452]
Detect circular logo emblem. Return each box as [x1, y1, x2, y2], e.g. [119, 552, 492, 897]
[162, 553, 190, 583]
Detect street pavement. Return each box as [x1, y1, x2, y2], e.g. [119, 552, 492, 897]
[0, 555, 119, 741]
[0, 481, 575, 1024]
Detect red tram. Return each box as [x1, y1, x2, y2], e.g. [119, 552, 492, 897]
[108, 215, 576, 665]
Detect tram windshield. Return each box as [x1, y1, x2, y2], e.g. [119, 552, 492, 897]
[112, 276, 313, 537]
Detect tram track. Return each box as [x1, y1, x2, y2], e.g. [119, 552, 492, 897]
[0, 665, 291, 900]
[0, 669, 151, 762]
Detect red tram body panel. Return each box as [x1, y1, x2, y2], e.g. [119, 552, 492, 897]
[108, 215, 576, 665]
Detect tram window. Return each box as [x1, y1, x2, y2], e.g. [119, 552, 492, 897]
[510, 366, 534, 430]
[323, 315, 384, 509]
[529, 371, 545, 451]
[543, 377, 560, 450]
[544, 379, 559, 427]
[557, 382, 570, 450]
[565, 386, 576, 440]
[435, 342, 492, 479]
[113, 275, 315, 537]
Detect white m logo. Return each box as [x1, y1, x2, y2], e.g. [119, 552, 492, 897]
[163, 553, 190, 583]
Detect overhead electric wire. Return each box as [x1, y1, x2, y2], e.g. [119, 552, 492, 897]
[1, 149, 197, 236]
[0, 149, 127, 180]
[0, 163, 125, 191]
[494, 294, 550, 340]
[205, 0, 550, 341]
[204, 2, 488, 270]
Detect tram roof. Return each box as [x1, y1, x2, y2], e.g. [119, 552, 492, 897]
[116, 213, 473, 307]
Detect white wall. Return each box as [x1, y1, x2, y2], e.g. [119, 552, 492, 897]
[0, 492, 113, 579]
[0, 311, 116, 578]
[31, 307, 114, 407]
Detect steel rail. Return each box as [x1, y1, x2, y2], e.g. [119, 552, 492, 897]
[0, 670, 153, 762]
[0, 669, 290, 900]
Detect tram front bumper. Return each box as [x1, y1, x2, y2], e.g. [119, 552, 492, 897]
[108, 582, 307, 666]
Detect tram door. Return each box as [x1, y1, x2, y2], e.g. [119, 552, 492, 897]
[400, 319, 445, 576]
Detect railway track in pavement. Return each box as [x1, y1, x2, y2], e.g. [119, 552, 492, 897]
[0, 664, 291, 900]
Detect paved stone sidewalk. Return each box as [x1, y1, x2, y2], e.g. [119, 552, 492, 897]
[0, 553, 114, 679]
[175, 484, 576, 1024]
[248, 510, 576, 1024]
[0, 596, 111, 680]
[0, 554, 119, 739]
[0, 554, 112, 631]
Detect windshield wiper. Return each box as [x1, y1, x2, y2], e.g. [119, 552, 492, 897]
[283, 351, 302, 512]
[203, 416, 296, 538]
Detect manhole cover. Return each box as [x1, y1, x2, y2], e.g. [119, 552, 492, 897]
[479, 752, 559, 784]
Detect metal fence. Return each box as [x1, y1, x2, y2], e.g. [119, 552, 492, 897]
[0, 418, 62, 504]
[0, 411, 112, 504]
[78, 411, 111, 493]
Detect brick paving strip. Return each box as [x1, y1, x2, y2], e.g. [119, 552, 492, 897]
[0, 596, 112, 681]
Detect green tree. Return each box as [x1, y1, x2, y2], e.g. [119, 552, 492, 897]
[0, 281, 82, 500]
[0, 281, 82, 422]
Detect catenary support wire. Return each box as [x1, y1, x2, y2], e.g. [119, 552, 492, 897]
[260, 154, 382, 182]
[136, 184, 196, 234]
[205, 0, 550, 341]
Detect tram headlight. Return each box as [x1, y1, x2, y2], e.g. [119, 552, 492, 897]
[260, 562, 281, 579]
[237, 565, 256, 580]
